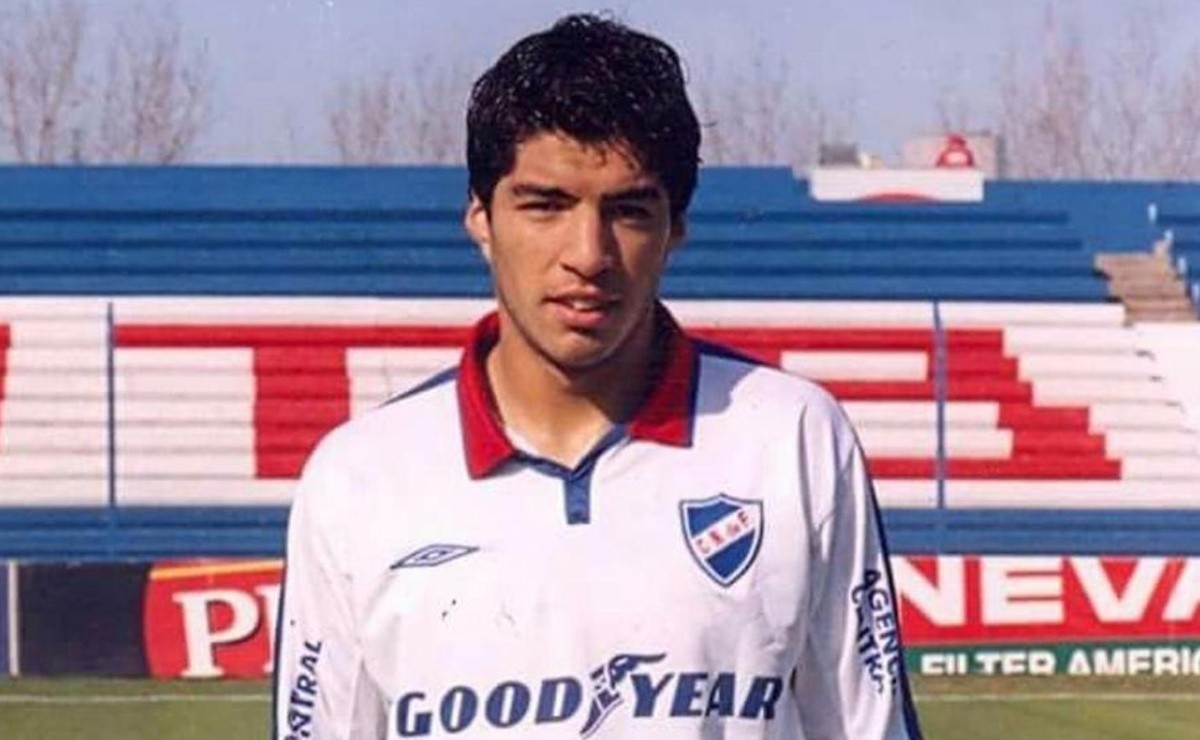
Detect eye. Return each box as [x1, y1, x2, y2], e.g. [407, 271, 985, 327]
[610, 202, 653, 221]
[519, 200, 567, 213]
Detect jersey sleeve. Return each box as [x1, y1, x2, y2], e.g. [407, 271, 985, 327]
[793, 440, 923, 740]
[272, 440, 387, 740]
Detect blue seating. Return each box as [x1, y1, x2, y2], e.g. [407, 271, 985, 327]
[689, 167, 805, 213]
[669, 248, 1094, 275]
[0, 166, 1133, 302]
[661, 274, 1107, 301]
[1152, 212, 1200, 300]
[686, 222, 1081, 245]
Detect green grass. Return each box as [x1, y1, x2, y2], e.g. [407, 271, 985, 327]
[1, 675, 1199, 739]
[0, 678, 270, 740]
[914, 675, 1200, 740]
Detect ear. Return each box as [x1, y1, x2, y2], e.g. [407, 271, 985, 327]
[464, 193, 493, 264]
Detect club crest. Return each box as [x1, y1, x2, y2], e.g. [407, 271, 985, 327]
[679, 494, 763, 587]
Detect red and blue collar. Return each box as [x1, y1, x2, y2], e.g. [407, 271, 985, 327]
[456, 306, 698, 479]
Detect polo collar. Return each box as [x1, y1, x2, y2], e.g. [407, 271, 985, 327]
[456, 306, 698, 479]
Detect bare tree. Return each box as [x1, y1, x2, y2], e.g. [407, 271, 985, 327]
[93, 7, 210, 163]
[0, 0, 88, 163]
[690, 44, 853, 169]
[997, 7, 1095, 178]
[949, 2, 1200, 180]
[1092, 9, 1160, 178]
[330, 72, 402, 164]
[0, 0, 209, 164]
[934, 76, 977, 134]
[1152, 50, 1200, 179]
[399, 55, 469, 163]
[327, 55, 471, 164]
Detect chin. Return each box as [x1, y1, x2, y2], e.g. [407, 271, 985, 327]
[546, 344, 615, 374]
[535, 329, 624, 371]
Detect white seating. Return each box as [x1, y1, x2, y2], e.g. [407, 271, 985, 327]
[118, 478, 295, 506]
[1016, 352, 1157, 379]
[939, 302, 1124, 327]
[781, 351, 927, 381]
[1004, 326, 1140, 354]
[878, 479, 1200, 509]
[3, 297, 1200, 509]
[859, 427, 1012, 458]
[1033, 378, 1177, 404]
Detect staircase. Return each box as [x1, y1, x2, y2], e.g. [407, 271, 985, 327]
[1095, 250, 1198, 323]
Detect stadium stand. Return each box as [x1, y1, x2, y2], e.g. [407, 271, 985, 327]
[1, 167, 1200, 557]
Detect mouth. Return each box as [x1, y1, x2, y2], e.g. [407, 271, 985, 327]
[547, 294, 620, 331]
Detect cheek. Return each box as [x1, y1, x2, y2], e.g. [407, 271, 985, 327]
[622, 239, 670, 280]
[488, 231, 552, 293]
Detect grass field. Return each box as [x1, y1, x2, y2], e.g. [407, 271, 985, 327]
[2, 675, 1199, 739]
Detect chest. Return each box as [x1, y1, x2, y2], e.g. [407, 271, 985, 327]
[350, 442, 815, 687]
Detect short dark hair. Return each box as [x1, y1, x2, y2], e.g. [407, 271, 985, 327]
[466, 14, 701, 220]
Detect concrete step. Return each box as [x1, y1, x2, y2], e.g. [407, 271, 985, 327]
[1097, 251, 1199, 322]
[1125, 296, 1197, 312]
[1101, 265, 1179, 280]
[1109, 280, 1188, 299]
[1127, 310, 1198, 322]
[1095, 253, 1175, 275]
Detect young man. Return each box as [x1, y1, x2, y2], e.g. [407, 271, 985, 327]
[273, 14, 922, 739]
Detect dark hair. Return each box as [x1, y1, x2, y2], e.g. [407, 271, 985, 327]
[467, 14, 701, 219]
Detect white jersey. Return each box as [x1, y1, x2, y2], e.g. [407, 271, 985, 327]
[272, 308, 922, 740]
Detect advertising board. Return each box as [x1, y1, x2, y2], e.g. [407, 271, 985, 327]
[10, 555, 1199, 678]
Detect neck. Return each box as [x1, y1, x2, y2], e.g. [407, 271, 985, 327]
[486, 307, 659, 468]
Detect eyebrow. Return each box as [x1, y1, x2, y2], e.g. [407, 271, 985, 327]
[604, 186, 664, 203]
[508, 182, 664, 203]
[510, 183, 572, 199]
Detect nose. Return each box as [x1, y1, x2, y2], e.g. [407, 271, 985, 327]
[560, 206, 613, 278]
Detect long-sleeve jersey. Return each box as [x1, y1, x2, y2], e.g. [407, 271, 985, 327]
[272, 309, 923, 739]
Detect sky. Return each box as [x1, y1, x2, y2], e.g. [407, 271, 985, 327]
[64, 0, 1200, 164]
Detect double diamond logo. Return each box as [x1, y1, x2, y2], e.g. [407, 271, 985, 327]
[389, 544, 478, 570]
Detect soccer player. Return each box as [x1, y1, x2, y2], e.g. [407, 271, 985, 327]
[273, 13, 922, 739]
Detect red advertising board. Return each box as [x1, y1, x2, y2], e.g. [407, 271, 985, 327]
[896, 555, 1200, 645]
[144, 559, 283, 679]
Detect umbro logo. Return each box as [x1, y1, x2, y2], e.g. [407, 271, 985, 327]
[390, 544, 478, 570]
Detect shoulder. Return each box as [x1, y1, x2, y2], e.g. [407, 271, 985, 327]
[301, 366, 461, 486]
[693, 340, 853, 433]
[690, 339, 866, 527]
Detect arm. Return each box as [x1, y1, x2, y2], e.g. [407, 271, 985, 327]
[272, 442, 386, 740]
[793, 441, 923, 740]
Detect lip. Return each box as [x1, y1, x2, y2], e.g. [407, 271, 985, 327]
[546, 294, 620, 331]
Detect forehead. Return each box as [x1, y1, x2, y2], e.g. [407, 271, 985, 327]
[503, 131, 661, 193]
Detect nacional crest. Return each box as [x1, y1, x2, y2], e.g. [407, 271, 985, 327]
[679, 494, 763, 587]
